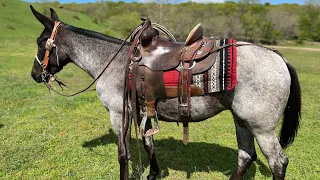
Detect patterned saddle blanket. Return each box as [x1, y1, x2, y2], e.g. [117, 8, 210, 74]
[163, 38, 237, 93]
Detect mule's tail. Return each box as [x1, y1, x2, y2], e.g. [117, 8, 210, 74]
[279, 62, 301, 148]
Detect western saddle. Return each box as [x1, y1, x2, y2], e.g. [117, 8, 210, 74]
[128, 19, 228, 144]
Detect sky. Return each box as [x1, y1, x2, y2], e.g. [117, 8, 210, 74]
[24, 0, 307, 5]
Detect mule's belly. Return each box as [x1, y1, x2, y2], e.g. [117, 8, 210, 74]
[156, 93, 227, 122]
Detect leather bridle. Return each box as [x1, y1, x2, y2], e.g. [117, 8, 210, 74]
[35, 21, 61, 83]
[34, 20, 137, 98]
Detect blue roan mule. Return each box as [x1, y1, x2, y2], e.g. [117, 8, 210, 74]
[30, 6, 301, 180]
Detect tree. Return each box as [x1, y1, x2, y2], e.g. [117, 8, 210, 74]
[108, 11, 142, 38]
[267, 5, 300, 40]
[142, 0, 174, 24]
[261, 21, 281, 44]
[305, 0, 320, 6]
[240, 4, 267, 42]
[238, 0, 261, 4]
[299, 4, 320, 41]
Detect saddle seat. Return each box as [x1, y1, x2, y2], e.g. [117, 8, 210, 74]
[138, 23, 217, 74]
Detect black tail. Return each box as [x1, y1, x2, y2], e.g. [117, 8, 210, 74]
[279, 63, 301, 148]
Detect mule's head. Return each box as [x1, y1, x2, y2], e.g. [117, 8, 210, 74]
[30, 6, 70, 83]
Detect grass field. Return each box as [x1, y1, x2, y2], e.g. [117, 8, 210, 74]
[1, 1, 320, 179]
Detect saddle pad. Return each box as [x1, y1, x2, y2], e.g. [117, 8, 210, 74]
[163, 38, 237, 93]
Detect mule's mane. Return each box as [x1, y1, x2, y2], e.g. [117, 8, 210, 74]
[61, 23, 128, 45]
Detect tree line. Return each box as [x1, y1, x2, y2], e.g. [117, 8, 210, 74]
[40, 1, 320, 44]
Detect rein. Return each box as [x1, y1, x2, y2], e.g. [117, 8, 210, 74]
[123, 19, 152, 177]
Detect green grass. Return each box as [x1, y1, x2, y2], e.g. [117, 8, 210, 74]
[1, 1, 320, 179]
[279, 40, 320, 48]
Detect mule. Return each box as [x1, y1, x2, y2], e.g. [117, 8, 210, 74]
[30, 6, 301, 180]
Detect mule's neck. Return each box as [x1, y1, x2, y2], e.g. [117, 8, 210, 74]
[56, 24, 130, 79]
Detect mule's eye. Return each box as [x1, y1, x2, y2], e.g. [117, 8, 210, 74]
[36, 37, 49, 46]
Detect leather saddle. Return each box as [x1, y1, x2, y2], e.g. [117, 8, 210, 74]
[129, 19, 227, 143]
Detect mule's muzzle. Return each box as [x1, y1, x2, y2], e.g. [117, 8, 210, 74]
[31, 72, 43, 83]
[31, 68, 50, 83]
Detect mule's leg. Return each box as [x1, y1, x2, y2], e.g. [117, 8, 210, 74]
[110, 111, 130, 180]
[125, 117, 132, 160]
[230, 44, 292, 179]
[254, 132, 288, 180]
[143, 118, 160, 180]
[118, 119, 131, 180]
[230, 114, 257, 180]
[118, 134, 129, 180]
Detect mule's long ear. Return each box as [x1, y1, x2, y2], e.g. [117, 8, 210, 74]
[50, 8, 60, 22]
[30, 5, 53, 30]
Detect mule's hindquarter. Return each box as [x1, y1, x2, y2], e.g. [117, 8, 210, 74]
[230, 45, 291, 179]
[232, 44, 290, 130]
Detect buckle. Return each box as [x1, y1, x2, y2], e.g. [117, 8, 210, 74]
[45, 39, 56, 50]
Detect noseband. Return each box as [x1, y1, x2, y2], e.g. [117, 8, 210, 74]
[35, 21, 61, 83]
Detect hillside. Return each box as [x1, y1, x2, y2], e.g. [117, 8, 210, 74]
[0, 0, 119, 49]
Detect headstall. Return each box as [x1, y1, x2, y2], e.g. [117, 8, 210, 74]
[35, 21, 61, 83]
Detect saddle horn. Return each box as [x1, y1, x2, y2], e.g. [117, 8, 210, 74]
[140, 20, 155, 48]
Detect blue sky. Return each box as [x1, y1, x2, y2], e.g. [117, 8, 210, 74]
[24, 0, 306, 5]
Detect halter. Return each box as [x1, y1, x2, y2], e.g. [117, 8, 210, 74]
[35, 21, 61, 82]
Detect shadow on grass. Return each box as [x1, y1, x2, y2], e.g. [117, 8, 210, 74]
[82, 129, 116, 148]
[82, 129, 271, 179]
[0, 124, 4, 129]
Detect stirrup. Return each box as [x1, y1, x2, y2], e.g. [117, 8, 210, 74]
[140, 111, 160, 137]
